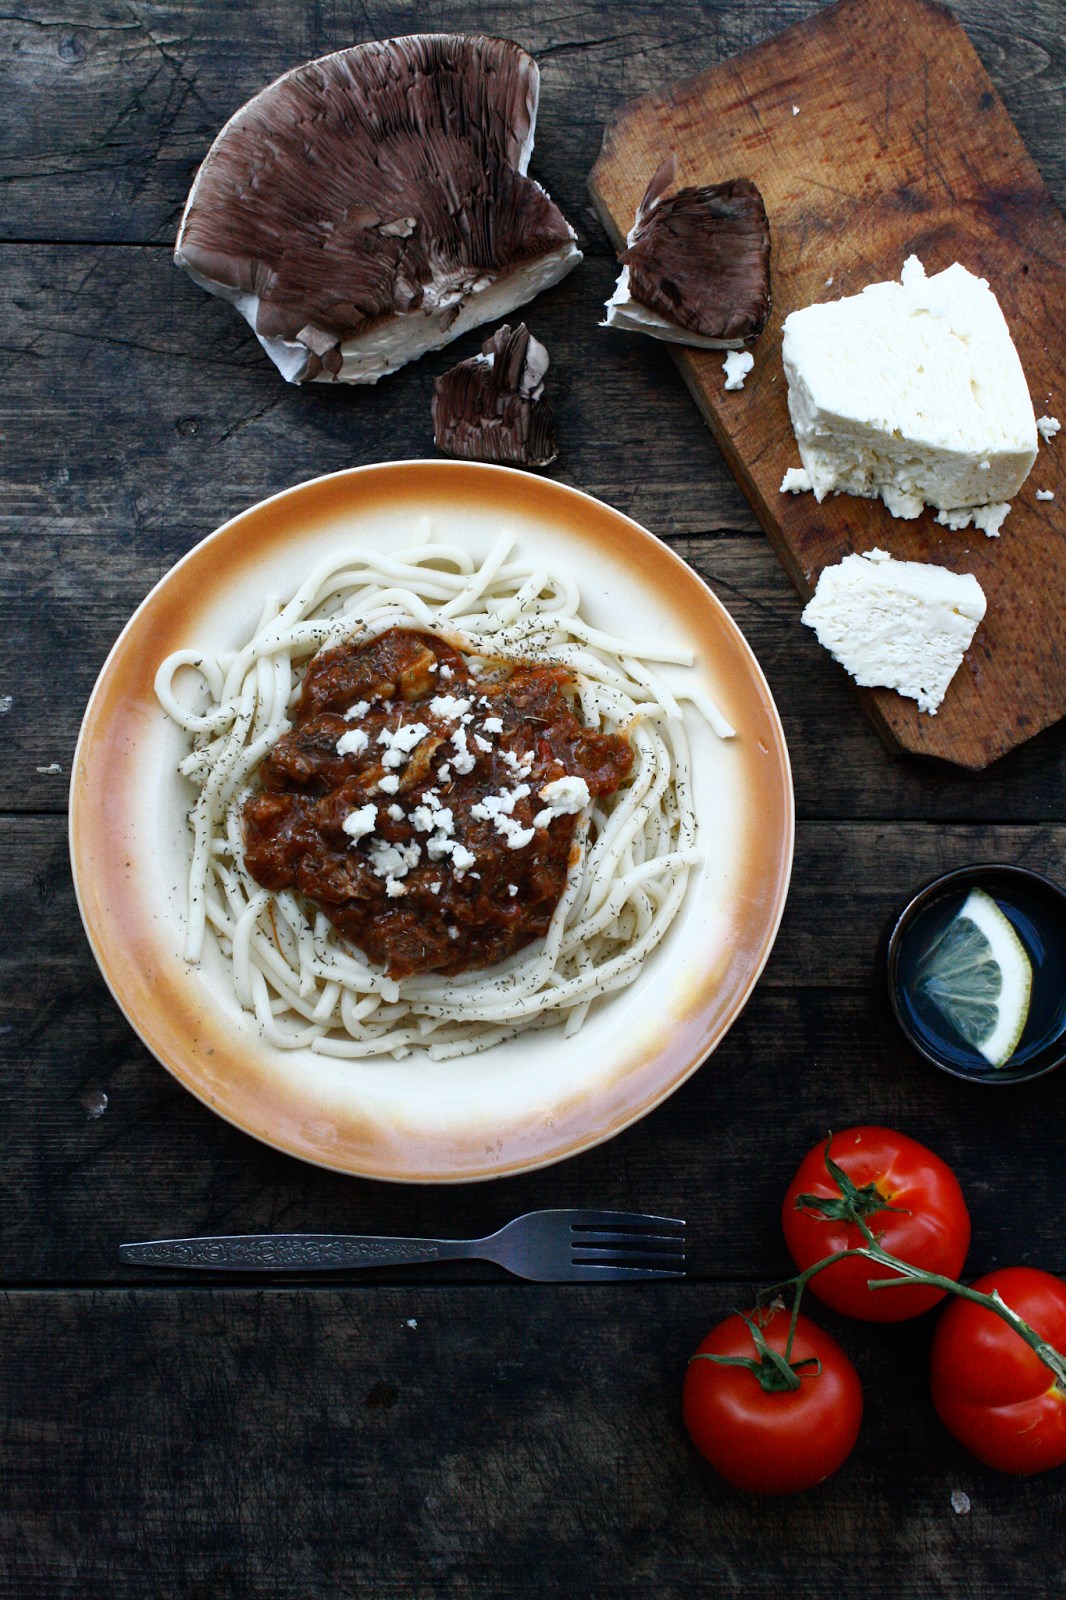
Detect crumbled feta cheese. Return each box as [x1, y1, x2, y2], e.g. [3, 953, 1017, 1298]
[780, 466, 813, 494]
[387, 804, 405, 821]
[449, 725, 476, 775]
[473, 734, 493, 753]
[341, 802, 377, 843]
[1037, 415, 1061, 442]
[377, 721, 431, 768]
[1036, 489, 1055, 501]
[439, 663, 454, 679]
[723, 350, 754, 391]
[368, 839, 421, 880]
[377, 774, 400, 794]
[533, 775, 591, 829]
[482, 716, 504, 734]
[429, 882, 442, 894]
[385, 877, 407, 898]
[508, 884, 518, 897]
[470, 784, 530, 823]
[413, 802, 454, 837]
[343, 700, 370, 720]
[429, 694, 473, 721]
[501, 749, 534, 778]
[450, 843, 476, 874]
[801, 548, 987, 714]
[336, 727, 369, 758]
[781, 257, 1038, 525]
[934, 501, 1011, 538]
[438, 763, 452, 783]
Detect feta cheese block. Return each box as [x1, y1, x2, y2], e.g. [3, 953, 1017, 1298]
[781, 257, 1038, 528]
[801, 549, 987, 715]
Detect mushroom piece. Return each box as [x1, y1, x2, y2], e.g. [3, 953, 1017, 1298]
[174, 35, 582, 385]
[432, 323, 558, 466]
[601, 157, 771, 349]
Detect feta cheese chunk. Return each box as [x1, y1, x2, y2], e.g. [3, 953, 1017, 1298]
[723, 350, 754, 391]
[534, 775, 591, 829]
[336, 727, 369, 758]
[801, 549, 987, 715]
[781, 257, 1037, 525]
[341, 803, 377, 843]
[1037, 415, 1061, 442]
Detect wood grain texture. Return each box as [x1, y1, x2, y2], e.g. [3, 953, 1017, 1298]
[3, 1, 1066, 1589]
[4, 1285, 1065, 1599]
[589, 0, 1066, 768]
[1, 0, 1063, 247]
[5, 814, 1065, 1284]
[1, 242, 1062, 817]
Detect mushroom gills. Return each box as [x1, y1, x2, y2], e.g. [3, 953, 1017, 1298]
[432, 323, 558, 466]
[602, 156, 771, 350]
[174, 35, 582, 384]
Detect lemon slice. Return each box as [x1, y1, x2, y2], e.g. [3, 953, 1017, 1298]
[915, 888, 1033, 1066]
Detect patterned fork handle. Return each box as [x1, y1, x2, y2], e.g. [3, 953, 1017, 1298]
[119, 1234, 472, 1271]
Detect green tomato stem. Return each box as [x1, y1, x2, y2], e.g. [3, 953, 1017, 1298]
[769, 1138, 1066, 1394]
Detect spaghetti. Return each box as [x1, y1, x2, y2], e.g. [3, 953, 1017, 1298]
[155, 531, 732, 1059]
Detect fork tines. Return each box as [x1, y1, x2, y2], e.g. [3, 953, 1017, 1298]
[569, 1211, 686, 1279]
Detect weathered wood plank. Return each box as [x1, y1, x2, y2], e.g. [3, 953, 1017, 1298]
[5, 815, 1065, 1282]
[0, 243, 754, 534]
[0, 238, 1063, 817]
[0, 1, 1063, 245]
[5, 518, 1065, 820]
[2, 1285, 1064, 1599]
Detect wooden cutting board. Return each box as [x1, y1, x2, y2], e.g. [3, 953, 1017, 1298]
[588, 0, 1065, 770]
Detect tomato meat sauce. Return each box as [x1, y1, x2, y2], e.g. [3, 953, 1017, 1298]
[242, 628, 633, 977]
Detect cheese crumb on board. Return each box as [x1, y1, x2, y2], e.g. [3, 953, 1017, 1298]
[723, 350, 754, 391]
[781, 257, 1037, 530]
[1037, 415, 1061, 441]
[1036, 489, 1055, 501]
[934, 501, 1010, 539]
[780, 466, 813, 494]
[801, 548, 987, 714]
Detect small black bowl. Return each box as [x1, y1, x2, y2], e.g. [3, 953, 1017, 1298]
[885, 864, 1066, 1085]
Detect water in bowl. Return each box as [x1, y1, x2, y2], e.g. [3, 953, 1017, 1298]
[895, 880, 1066, 1075]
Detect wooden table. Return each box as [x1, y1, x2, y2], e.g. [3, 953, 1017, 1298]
[2, 2, 1064, 1594]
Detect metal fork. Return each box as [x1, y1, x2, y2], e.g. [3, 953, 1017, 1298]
[119, 1209, 686, 1282]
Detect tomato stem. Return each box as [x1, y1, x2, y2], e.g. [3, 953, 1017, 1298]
[690, 1310, 822, 1392]
[769, 1136, 1066, 1394]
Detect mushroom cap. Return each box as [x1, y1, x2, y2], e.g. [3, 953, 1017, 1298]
[602, 157, 771, 349]
[432, 323, 558, 466]
[175, 35, 581, 383]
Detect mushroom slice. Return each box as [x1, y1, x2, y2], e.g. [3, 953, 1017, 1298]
[601, 157, 771, 350]
[432, 323, 558, 466]
[174, 35, 582, 385]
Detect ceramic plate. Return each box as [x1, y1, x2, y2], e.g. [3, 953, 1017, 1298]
[71, 462, 793, 1182]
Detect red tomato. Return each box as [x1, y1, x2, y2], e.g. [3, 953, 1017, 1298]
[781, 1127, 971, 1322]
[682, 1307, 863, 1494]
[930, 1267, 1066, 1474]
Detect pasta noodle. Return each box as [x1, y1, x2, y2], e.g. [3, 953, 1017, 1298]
[155, 530, 730, 1059]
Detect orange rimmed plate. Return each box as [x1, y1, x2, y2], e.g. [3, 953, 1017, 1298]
[70, 462, 793, 1182]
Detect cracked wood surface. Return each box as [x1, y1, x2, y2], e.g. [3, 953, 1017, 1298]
[3, 1285, 1064, 1599]
[2, 1, 1066, 1595]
